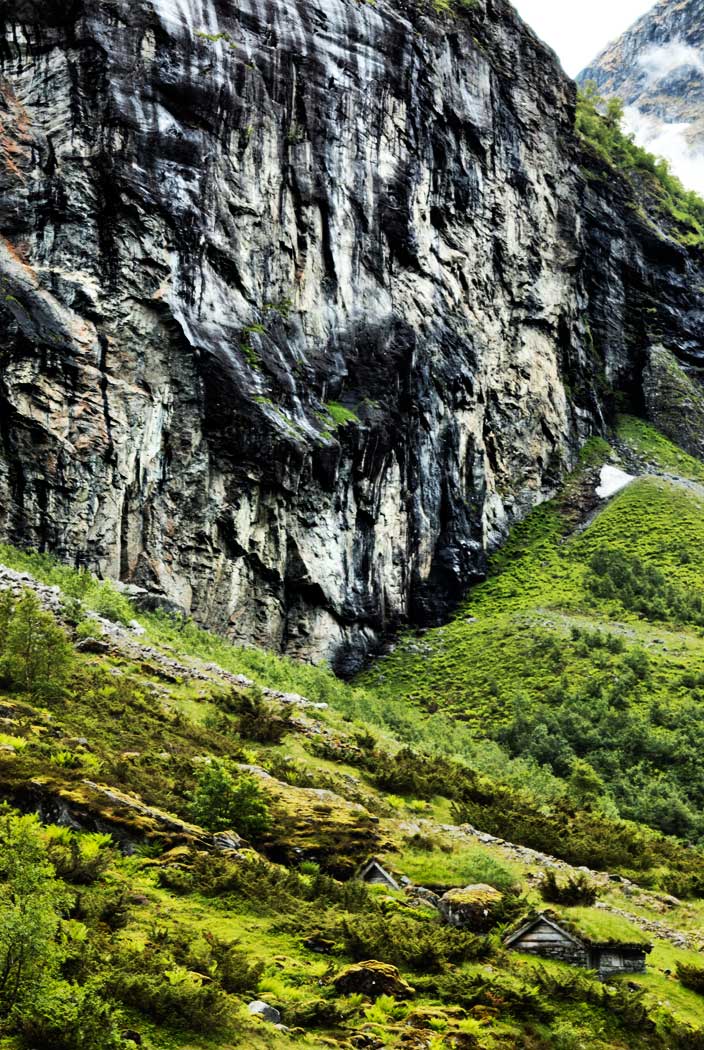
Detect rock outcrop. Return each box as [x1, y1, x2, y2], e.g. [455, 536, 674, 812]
[333, 960, 415, 1000]
[0, 0, 703, 670]
[438, 883, 504, 929]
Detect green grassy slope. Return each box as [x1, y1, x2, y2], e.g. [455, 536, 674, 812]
[360, 419, 704, 845]
[0, 418, 702, 1048]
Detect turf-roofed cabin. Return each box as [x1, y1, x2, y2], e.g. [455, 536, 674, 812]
[504, 912, 652, 978]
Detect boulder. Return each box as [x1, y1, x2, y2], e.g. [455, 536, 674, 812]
[333, 960, 415, 1000]
[439, 884, 504, 929]
[76, 637, 111, 654]
[247, 1000, 282, 1024]
[405, 885, 440, 909]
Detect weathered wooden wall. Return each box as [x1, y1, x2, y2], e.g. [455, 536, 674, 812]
[511, 920, 589, 967]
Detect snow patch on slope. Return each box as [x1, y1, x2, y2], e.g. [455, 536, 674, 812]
[596, 465, 635, 500]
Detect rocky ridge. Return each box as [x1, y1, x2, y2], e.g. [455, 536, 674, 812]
[0, 0, 704, 669]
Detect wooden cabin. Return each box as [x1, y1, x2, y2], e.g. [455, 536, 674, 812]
[358, 857, 400, 891]
[504, 912, 652, 978]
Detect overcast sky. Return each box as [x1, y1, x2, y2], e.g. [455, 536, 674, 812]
[512, 1, 656, 77]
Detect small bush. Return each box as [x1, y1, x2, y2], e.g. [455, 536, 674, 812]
[677, 962, 704, 995]
[44, 828, 113, 886]
[188, 760, 271, 839]
[16, 979, 123, 1050]
[75, 619, 104, 640]
[109, 965, 232, 1031]
[205, 934, 264, 995]
[82, 580, 133, 626]
[431, 968, 553, 1021]
[341, 912, 491, 972]
[538, 871, 598, 907]
[73, 883, 130, 931]
[236, 688, 293, 744]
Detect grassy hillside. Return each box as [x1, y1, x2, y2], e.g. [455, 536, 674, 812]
[0, 418, 702, 1048]
[361, 419, 704, 848]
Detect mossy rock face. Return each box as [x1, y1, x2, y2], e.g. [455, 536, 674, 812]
[333, 960, 415, 1000]
[643, 345, 704, 460]
[7, 775, 239, 855]
[244, 767, 383, 876]
[439, 883, 503, 929]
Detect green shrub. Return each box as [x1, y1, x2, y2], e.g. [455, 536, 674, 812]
[73, 883, 130, 931]
[205, 934, 264, 995]
[369, 746, 479, 803]
[341, 912, 491, 972]
[44, 828, 113, 886]
[109, 964, 232, 1031]
[677, 962, 704, 995]
[538, 871, 598, 907]
[75, 619, 104, 641]
[0, 590, 74, 699]
[235, 688, 293, 744]
[16, 978, 123, 1050]
[188, 760, 271, 839]
[431, 968, 553, 1021]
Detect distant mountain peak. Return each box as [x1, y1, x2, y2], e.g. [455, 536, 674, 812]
[579, 0, 704, 193]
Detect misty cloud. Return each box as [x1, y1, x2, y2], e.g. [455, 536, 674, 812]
[638, 40, 704, 82]
[623, 105, 704, 194]
[612, 38, 704, 196]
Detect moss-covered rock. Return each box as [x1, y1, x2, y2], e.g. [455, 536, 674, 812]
[439, 884, 504, 929]
[332, 960, 415, 1000]
[7, 774, 243, 854]
[241, 766, 384, 876]
[643, 345, 704, 460]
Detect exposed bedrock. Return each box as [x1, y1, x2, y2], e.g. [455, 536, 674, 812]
[0, 0, 702, 670]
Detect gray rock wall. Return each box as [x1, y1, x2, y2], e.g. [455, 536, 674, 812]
[0, 0, 702, 669]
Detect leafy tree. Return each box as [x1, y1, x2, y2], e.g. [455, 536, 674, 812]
[1, 590, 74, 699]
[0, 591, 14, 651]
[189, 761, 271, 839]
[0, 812, 71, 1013]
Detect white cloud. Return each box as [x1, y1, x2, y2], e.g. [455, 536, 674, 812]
[638, 40, 704, 82]
[512, 0, 654, 77]
[623, 106, 704, 194]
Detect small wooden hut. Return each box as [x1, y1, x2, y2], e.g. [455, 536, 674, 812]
[358, 857, 400, 891]
[504, 912, 652, 977]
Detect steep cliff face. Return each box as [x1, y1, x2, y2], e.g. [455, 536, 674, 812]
[0, 0, 702, 670]
[579, 0, 704, 192]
